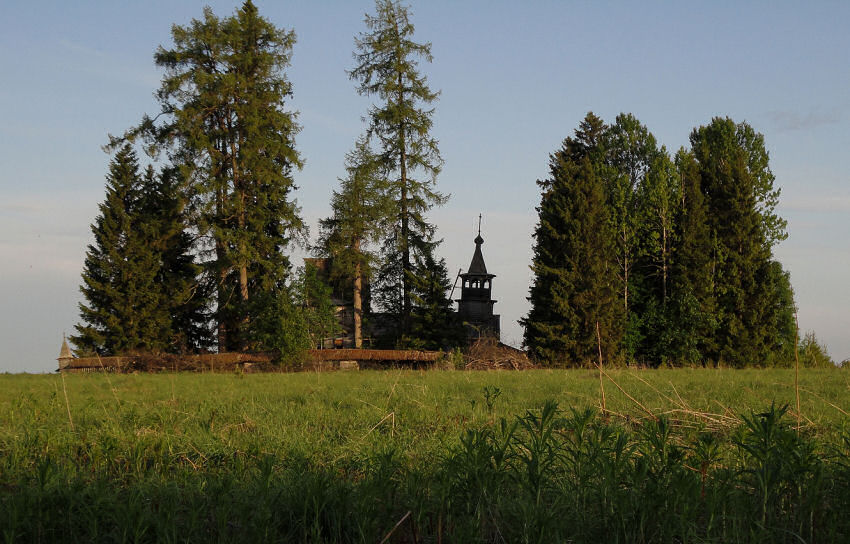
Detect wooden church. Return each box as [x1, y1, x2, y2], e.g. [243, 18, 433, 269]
[455, 220, 500, 342]
[305, 217, 502, 347]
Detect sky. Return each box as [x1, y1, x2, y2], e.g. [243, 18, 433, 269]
[1, 1, 848, 373]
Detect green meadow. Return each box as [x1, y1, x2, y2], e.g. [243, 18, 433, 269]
[2, 368, 849, 542]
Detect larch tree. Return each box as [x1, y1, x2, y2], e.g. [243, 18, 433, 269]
[318, 138, 390, 347]
[349, 0, 447, 337]
[122, 0, 303, 351]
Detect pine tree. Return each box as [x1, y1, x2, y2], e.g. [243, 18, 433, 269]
[318, 138, 390, 347]
[121, 1, 303, 352]
[522, 113, 620, 366]
[73, 146, 169, 355]
[349, 0, 447, 336]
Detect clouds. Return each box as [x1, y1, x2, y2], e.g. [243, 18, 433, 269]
[780, 195, 850, 214]
[0, 193, 96, 373]
[0, 194, 94, 278]
[58, 38, 108, 59]
[764, 109, 842, 132]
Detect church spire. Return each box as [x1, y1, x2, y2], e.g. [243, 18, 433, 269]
[57, 334, 73, 370]
[468, 214, 487, 274]
[457, 215, 499, 341]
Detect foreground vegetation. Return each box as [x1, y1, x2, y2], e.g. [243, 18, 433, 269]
[2, 369, 849, 542]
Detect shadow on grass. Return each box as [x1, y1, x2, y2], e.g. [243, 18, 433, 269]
[3, 404, 850, 543]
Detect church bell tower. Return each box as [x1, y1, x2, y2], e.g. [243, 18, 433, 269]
[456, 216, 500, 341]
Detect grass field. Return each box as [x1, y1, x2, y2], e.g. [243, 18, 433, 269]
[2, 368, 849, 542]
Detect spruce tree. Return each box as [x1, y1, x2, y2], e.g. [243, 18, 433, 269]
[121, 1, 303, 352]
[73, 146, 168, 355]
[349, 0, 447, 336]
[522, 113, 619, 366]
[690, 118, 790, 366]
[404, 245, 463, 350]
[144, 166, 211, 352]
[668, 148, 717, 364]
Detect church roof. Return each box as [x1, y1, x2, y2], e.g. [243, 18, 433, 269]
[467, 233, 490, 275]
[58, 336, 72, 359]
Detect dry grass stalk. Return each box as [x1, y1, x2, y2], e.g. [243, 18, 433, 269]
[596, 321, 606, 416]
[60, 371, 74, 432]
[380, 510, 414, 544]
[623, 370, 742, 430]
[598, 366, 655, 420]
[794, 311, 801, 429]
[799, 387, 850, 417]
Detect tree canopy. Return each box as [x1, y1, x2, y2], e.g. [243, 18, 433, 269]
[524, 113, 796, 367]
[349, 0, 447, 341]
[114, 0, 304, 352]
[73, 3, 810, 367]
[73, 146, 203, 355]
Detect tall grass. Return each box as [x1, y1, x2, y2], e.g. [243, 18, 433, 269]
[1, 369, 848, 542]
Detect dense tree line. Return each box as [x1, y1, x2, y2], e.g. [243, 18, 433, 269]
[74, 0, 458, 358]
[74, 2, 804, 366]
[75, 1, 320, 358]
[523, 113, 796, 367]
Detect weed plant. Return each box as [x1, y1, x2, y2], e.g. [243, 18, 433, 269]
[1, 369, 848, 542]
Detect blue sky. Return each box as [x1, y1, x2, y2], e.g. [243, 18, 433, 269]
[1, 1, 848, 372]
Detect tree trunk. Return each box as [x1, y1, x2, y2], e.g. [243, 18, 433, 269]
[232, 149, 249, 305]
[216, 217, 228, 350]
[231, 134, 249, 350]
[623, 225, 629, 315]
[398, 71, 411, 334]
[662, 223, 668, 304]
[353, 241, 363, 349]
[214, 127, 230, 352]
